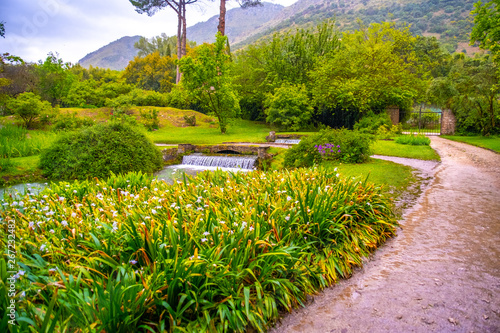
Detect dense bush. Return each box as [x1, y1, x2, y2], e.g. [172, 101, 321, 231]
[7, 92, 52, 128]
[284, 128, 373, 168]
[264, 84, 314, 131]
[39, 122, 164, 180]
[353, 112, 393, 134]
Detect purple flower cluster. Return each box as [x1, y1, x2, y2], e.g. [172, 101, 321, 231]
[315, 143, 341, 159]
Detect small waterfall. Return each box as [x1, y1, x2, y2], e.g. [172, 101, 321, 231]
[182, 155, 258, 170]
[275, 139, 301, 144]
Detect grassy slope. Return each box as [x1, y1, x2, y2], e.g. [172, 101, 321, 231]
[441, 135, 500, 153]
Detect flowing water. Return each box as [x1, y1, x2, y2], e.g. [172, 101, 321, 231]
[275, 139, 301, 144]
[270, 137, 500, 333]
[155, 154, 257, 184]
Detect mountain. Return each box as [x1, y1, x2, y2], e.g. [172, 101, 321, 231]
[186, 3, 284, 45]
[78, 0, 480, 70]
[233, 0, 479, 54]
[78, 36, 141, 70]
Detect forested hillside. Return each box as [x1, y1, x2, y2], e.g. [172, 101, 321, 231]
[234, 0, 479, 54]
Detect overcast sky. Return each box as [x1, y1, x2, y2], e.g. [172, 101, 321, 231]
[0, 0, 297, 64]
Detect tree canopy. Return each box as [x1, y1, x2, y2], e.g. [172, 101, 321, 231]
[179, 33, 240, 134]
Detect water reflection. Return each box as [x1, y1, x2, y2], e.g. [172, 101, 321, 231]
[155, 165, 254, 184]
[0, 182, 47, 198]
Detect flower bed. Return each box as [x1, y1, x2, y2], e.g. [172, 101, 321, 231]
[1, 168, 397, 332]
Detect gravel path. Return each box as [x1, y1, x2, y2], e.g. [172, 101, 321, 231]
[269, 137, 500, 333]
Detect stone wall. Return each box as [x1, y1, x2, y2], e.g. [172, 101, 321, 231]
[387, 106, 400, 125]
[163, 144, 271, 164]
[441, 109, 456, 135]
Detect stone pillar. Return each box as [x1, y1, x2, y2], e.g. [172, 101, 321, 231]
[257, 146, 270, 159]
[441, 109, 456, 135]
[266, 131, 276, 142]
[387, 106, 400, 125]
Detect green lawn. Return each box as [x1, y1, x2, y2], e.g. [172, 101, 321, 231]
[441, 135, 500, 153]
[372, 140, 441, 161]
[327, 158, 415, 192]
[147, 118, 273, 144]
[0, 155, 44, 186]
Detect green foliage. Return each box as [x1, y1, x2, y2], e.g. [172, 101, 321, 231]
[284, 129, 373, 168]
[39, 122, 163, 180]
[123, 52, 176, 93]
[7, 92, 52, 128]
[264, 84, 314, 131]
[140, 108, 160, 131]
[0, 167, 397, 332]
[471, 0, 500, 65]
[429, 53, 500, 135]
[36, 52, 74, 106]
[0, 124, 55, 158]
[395, 134, 431, 145]
[52, 112, 96, 131]
[179, 33, 241, 134]
[311, 22, 429, 112]
[183, 114, 196, 126]
[233, 21, 340, 120]
[354, 112, 393, 134]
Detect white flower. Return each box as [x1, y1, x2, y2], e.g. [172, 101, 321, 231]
[50, 229, 55, 233]
[73, 190, 77, 193]
[29, 222, 35, 229]
[336, 173, 340, 177]
[287, 196, 292, 201]
[129, 260, 138, 265]
[285, 216, 290, 221]
[40, 244, 46, 251]
[71, 212, 77, 218]
[203, 231, 210, 236]
[151, 209, 157, 214]
[61, 220, 68, 227]
[249, 226, 254, 231]
[201, 238, 208, 243]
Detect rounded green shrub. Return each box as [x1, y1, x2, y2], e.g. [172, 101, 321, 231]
[40, 122, 164, 180]
[284, 128, 374, 168]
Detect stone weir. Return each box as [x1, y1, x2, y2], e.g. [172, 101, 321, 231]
[162, 144, 271, 169]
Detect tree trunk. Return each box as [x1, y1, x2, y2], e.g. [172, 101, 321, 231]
[176, 9, 182, 84]
[182, 0, 187, 57]
[218, 0, 226, 36]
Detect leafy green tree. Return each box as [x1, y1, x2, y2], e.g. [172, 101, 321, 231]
[7, 92, 52, 128]
[471, 0, 500, 64]
[179, 33, 240, 134]
[428, 53, 499, 135]
[311, 22, 428, 112]
[264, 84, 313, 131]
[233, 20, 340, 120]
[36, 52, 74, 105]
[123, 52, 176, 92]
[0, 21, 5, 38]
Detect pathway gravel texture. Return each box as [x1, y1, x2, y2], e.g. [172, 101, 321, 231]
[269, 137, 500, 333]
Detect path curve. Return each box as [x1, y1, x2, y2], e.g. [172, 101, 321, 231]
[269, 137, 500, 333]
